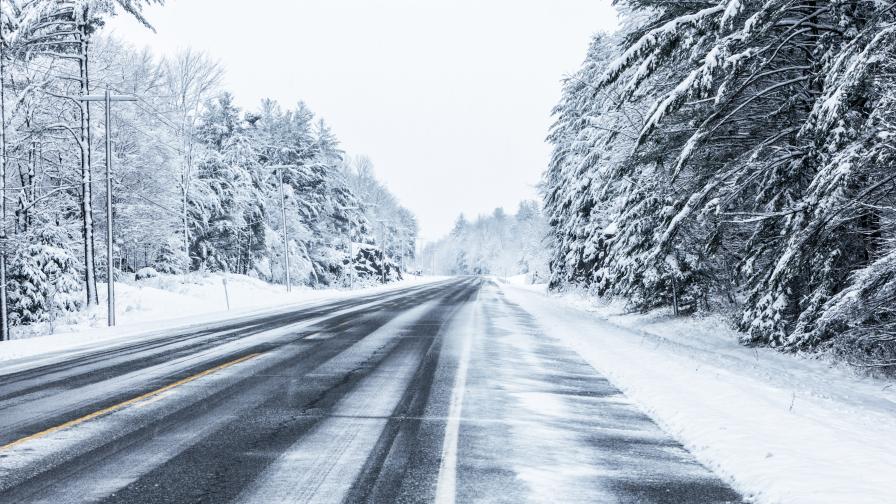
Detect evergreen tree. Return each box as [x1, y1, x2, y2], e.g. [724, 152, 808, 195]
[8, 225, 82, 325]
[545, 1, 896, 360]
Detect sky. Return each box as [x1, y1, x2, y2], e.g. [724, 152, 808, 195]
[105, 0, 618, 240]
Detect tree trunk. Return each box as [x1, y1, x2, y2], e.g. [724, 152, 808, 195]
[0, 29, 10, 340]
[78, 17, 98, 306]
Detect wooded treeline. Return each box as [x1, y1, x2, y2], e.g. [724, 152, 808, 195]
[0, 0, 416, 336]
[545, 0, 896, 364]
[422, 201, 550, 280]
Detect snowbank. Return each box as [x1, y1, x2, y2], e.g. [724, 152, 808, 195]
[498, 274, 548, 292]
[502, 283, 896, 504]
[0, 273, 444, 365]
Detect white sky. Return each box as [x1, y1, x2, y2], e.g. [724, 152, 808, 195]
[105, 0, 618, 240]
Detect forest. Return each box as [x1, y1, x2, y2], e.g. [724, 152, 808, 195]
[421, 201, 550, 281]
[0, 0, 416, 339]
[544, 0, 896, 365]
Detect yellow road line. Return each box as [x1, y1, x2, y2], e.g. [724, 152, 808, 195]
[0, 352, 262, 452]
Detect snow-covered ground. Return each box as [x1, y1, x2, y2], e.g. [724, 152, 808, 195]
[0, 273, 444, 364]
[500, 280, 896, 504]
[501, 273, 546, 291]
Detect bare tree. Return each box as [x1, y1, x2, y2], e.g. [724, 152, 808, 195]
[163, 48, 222, 267]
[11, 0, 164, 307]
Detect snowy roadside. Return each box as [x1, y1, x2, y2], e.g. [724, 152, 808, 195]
[0, 273, 447, 366]
[499, 280, 896, 504]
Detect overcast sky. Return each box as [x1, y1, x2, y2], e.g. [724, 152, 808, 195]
[105, 0, 618, 240]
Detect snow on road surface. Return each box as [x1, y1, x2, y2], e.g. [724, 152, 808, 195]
[434, 290, 476, 504]
[451, 282, 739, 503]
[18, 276, 882, 503]
[501, 281, 896, 504]
[1, 278, 746, 503]
[237, 303, 437, 504]
[0, 284, 465, 502]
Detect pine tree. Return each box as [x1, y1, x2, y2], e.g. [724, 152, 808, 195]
[545, 1, 896, 360]
[8, 224, 82, 325]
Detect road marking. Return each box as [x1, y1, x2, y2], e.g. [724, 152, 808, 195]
[0, 352, 262, 452]
[435, 298, 478, 504]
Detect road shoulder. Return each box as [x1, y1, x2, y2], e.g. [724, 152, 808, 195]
[500, 281, 896, 504]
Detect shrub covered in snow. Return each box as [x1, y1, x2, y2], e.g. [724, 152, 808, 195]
[135, 267, 160, 281]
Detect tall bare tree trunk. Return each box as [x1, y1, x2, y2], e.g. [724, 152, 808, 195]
[0, 23, 10, 341]
[78, 14, 98, 306]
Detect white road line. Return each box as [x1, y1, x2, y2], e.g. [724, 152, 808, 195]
[435, 290, 479, 504]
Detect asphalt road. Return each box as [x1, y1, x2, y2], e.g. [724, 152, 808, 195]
[0, 277, 742, 503]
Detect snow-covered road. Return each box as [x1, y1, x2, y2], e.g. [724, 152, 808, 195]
[0, 278, 740, 503]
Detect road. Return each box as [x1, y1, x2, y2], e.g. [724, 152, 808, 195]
[0, 277, 742, 503]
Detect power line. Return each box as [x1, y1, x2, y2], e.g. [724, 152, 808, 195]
[111, 110, 186, 155]
[132, 97, 182, 133]
[131, 193, 181, 218]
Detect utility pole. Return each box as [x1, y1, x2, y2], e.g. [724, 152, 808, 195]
[347, 229, 354, 289]
[339, 204, 367, 289]
[77, 90, 136, 327]
[380, 221, 387, 284]
[277, 166, 291, 292]
[397, 227, 404, 274]
[343, 207, 359, 289]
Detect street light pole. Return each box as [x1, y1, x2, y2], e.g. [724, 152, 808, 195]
[77, 90, 136, 327]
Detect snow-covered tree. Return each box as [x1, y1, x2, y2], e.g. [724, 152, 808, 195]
[8, 224, 82, 325]
[12, 0, 163, 306]
[0, 21, 417, 331]
[545, 1, 896, 362]
[421, 202, 549, 279]
[342, 154, 418, 275]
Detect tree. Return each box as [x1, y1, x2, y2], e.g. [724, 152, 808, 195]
[8, 224, 82, 326]
[0, 15, 418, 331]
[544, 0, 896, 362]
[11, 0, 164, 309]
[163, 48, 222, 268]
[341, 154, 417, 276]
[422, 203, 549, 279]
